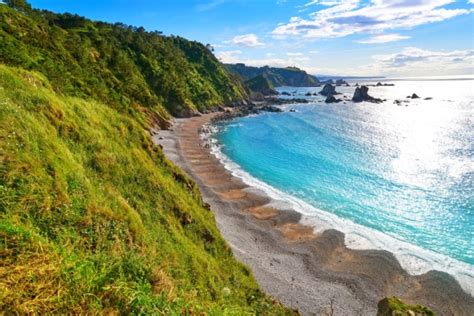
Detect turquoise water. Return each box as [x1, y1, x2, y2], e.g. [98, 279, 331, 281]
[215, 79, 474, 279]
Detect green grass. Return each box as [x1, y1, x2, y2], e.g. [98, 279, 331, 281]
[377, 297, 434, 316]
[0, 64, 293, 314]
[0, 3, 247, 118]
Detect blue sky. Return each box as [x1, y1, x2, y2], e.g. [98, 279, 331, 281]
[28, 0, 474, 77]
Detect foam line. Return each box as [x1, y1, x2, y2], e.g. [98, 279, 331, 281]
[201, 123, 474, 296]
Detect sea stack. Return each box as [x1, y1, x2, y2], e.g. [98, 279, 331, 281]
[352, 86, 383, 103]
[319, 84, 338, 96]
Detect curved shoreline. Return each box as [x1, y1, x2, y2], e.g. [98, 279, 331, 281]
[153, 111, 474, 315]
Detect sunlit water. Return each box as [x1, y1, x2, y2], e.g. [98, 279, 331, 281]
[212, 78, 474, 293]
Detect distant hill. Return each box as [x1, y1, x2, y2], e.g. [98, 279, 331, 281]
[316, 75, 385, 81]
[245, 74, 277, 96]
[226, 63, 320, 87]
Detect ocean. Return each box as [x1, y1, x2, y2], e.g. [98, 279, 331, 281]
[211, 78, 474, 294]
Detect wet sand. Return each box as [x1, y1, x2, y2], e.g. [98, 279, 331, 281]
[153, 112, 474, 315]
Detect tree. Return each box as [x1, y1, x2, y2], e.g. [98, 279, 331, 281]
[4, 0, 32, 13]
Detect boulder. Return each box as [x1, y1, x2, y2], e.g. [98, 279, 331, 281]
[305, 92, 312, 96]
[319, 84, 338, 96]
[352, 86, 383, 103]
[424, 97, 433, 100]
[281, 91, 291, 96]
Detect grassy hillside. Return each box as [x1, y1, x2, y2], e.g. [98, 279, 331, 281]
[245, 75, 277, 96]
[0, 63, 292, 314]
[226, 64, 320, 87]
[0, 3, 247, 118]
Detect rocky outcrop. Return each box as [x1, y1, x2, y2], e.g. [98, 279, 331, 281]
[407, 93, 420, 99]
[352, 86, 383, 103]
[319, 84, 338, 96]
[265, 97, 309, 104]
[325, 95, 342, 103]
[336, 79, 349, 86]
[376, 82, 395, 87]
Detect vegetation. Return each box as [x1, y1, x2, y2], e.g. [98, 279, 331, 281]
[0, 63, 292, 314]
[0, 2, 291, 314]
[0, 3, 247, 118]
[377, 297, 434, 316]
[245, 75, 277, 97]
[226, 63, 320, 87]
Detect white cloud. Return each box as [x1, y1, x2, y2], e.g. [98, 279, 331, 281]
[305, 47, 474, 77]
[371, 47, 474, 76]
[216, 50, 309, 67]
[469, 0, 474, 4]
[224, 33, 265, 47]
[357, 33, 410, 44]
[273, 0, 470, 40]
[286, 52, 304, 56]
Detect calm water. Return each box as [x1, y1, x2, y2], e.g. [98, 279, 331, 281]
[214, 78, 474, 291]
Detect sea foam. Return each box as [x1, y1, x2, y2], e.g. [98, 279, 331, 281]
[202, 122, 474, 296]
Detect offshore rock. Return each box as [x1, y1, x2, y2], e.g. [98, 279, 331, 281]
[325, 95, 342, 103]
[352, 86, 383, 103]
[319, 84, 338, 96]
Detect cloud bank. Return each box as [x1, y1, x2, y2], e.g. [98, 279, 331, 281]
[273, 0, 470, 41]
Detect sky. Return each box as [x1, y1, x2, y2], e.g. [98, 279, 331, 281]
[28, 0, 474, 77]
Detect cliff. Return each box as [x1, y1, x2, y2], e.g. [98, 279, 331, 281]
[226, 63, 320, 87]
[0, 2, 291, 314]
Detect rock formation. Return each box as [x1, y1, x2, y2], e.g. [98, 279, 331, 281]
[407, 93, 420, 99]
[319, 84, 338, 96]
[336, 79, 349, 86]
[325, 95, 342, 103]
[352, 86, 383, 103]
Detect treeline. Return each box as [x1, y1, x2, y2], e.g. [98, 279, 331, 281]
[0, 0, 247, 119]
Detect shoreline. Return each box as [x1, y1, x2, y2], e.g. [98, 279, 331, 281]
[153, 111, 474, 315]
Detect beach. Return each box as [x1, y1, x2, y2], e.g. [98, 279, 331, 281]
[153, 111, 474, 315]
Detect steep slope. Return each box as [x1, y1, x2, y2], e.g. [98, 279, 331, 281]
[245, 75, 277, 96]
[0, 3, 247, 118]
[0, 2, 291, 314]
[0, 64, 291, 314]
[226, 63, 320, 87]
